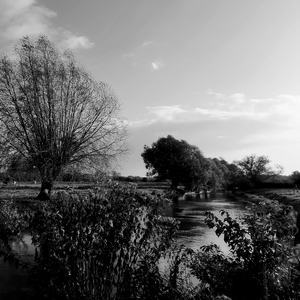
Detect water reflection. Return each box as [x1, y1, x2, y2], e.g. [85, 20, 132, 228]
[161, 192, 246, 253]
[0, 235, 35, 300]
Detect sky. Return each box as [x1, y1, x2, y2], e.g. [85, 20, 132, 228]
[1, 0, 300, 176]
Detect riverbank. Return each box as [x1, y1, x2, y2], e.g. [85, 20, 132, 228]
[232, 188, 300, 210]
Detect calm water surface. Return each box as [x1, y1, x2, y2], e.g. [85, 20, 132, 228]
[0, 192, 246, 298]
[161, 192, 247, 253]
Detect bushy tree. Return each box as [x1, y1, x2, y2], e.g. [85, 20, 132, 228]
[0, 36, 128, 198]
[141, 135, 210, 190]
[205, 158, 231, 190]
[234, 154, 282, 188]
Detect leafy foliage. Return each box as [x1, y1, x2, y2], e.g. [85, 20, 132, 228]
[0, 200, 32, 268]
[3, 181, 300, 299]
[189, 197, 300, 299]
[28, 181, 182, 299]
[141, 135, 211, 190]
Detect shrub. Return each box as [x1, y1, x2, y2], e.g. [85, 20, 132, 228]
[189, 198, 300, 299]
[29, 181, 181, 299]
[0, 200, 32, 267]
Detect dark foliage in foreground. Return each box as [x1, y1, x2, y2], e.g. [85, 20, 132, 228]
[2, 185, 300, 299]
[189, 197, 300, 299]
[28, 181, 183, 299]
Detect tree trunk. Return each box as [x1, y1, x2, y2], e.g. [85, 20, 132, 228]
[35, 166, 60, 200]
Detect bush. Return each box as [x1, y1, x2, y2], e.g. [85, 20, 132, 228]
[28, 181, 182, 299]
[0, 200, 32, 268]
[189, 198, 300, 299]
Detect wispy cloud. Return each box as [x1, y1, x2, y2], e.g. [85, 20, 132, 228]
[151, 60, 164, 71]
[0, 0, 94, 50]
[141, 41, 153, 47]
[129, 92, 300, 137]
[128, 91, 300, 176]
[206, 89, 226, 100]
[123, 40, 165, 71]
[206, 90, 300, 119]
[123, 53, 135, 58]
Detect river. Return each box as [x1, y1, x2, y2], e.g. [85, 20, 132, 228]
[161, 191, 247, 253]
[0, 191, 246, 299]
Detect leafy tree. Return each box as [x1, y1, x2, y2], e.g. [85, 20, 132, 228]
[141, 135, 210, 190]
[234, 154, 282, 187]
[290, 171, 300, 187]
[0, 36, 128, 197]
[206, 158, 230, 190]
[210, 158, 240, 190]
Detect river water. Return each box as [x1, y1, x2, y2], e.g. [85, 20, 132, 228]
[161, 191, 247, 253]
[0, 192, 246, 298]
[0, 235, 35, 300]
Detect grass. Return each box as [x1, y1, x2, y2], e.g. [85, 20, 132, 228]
[0, 180, 171, 203]
[234, 187, 300, 212]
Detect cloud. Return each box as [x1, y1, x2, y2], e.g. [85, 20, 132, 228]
[141, 41, 153, 47]
[123, 53, 135, 58]
[62, 35, 94, 50]
[123, 40, 164, 71]
[151, 61, 164, 71]
[129, 91, 300, 153]
[129, 102, 267, 128]
[0, 0, 94, 50]
[206, 89, 226, 99]
[194, 107, 266, 120]
[131, 91, 300, 127]
[229, 93, 246, 104]
[126, 92, 300, 176]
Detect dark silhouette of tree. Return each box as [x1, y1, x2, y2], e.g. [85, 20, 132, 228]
[290, 171, 300, 187]
[141, 135, 210, 190]
[234, 154, 282, 187]
[0, 36, 128, 198]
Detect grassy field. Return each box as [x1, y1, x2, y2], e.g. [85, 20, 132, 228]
[0, 181, 172, 203]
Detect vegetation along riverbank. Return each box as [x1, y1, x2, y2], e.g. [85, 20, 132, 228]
[1, 181, 300, 299]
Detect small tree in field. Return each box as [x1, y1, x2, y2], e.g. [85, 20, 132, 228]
[0, 36, 128, 198]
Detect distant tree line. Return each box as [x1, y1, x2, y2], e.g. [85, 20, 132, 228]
[141, 135, 297, 191]
[2, 133, 299, 190]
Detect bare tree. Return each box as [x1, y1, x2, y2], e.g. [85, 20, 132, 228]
[0, 36, 128, 198]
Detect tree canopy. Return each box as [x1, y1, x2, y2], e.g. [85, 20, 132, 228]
[141, 135, 211, 190]
[0, 36, 128, 197]
[234, 154, 283, 187]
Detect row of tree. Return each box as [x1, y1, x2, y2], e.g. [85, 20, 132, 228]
[3, 133, 295, 191]
[141, 135, 287, 191]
